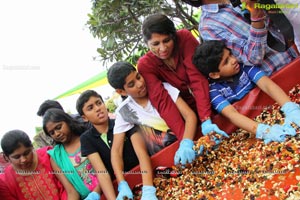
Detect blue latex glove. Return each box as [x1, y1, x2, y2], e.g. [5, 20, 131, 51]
[116, 180, 133, 200]
[84, 192, 100, 200]
[281, 102, 300, 127]
[141, 186, 158, 200]
[174, 139, 195, 165]
[256, 123, 296, 144]
[201, 119, 229, 137]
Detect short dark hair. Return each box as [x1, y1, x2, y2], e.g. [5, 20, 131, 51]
[37, 100, 64, 117]
[192, 40, 226, 78]
[76, 90, 103, 116]
[1, 130, 33, 157]
[142, 13, 177, 44]
[42, 108, 87, 141]
[107, 61, 136, 90]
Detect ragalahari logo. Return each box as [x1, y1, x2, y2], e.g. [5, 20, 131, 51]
[241, 2, 247, 10]
[254, 3, 299, 10]
[242, 1, 299, 11]
[241, 2, 254, 12]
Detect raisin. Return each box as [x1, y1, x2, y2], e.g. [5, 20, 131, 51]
[268, 163, 274, 171]
[216, 182, 223, 187]
[250, 194, 256, 200]
[199, 196, 208, 200]
[247, 177, 256, 183]
[286, 146, 294, 153]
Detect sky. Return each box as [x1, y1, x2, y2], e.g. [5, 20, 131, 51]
[0, 0, 114, 147]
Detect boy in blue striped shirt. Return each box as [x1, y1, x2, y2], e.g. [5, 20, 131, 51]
[193, 40, 299, 143]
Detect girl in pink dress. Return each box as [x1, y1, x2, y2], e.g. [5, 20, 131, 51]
[43, 108, 100, 200]
[0, 129, 70, 200]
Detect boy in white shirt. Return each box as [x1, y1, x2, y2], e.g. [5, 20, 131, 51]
[107, 61, 198, 200]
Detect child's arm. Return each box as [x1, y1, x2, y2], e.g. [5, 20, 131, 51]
[111, 132, 133, 199]
[84, 184, 101, 200]
[130, 132, 157, 199]
[221, 104, 296, 143]
[49, 158, 80, 200]
[92, 184, 101, 194]
[0, 175, 18, 200]
[221, 104, 259, 136]
[256, 76, 290, 106]
[221, 75, 292, 133]
[257, 76, 300, 127]
[112, 132, 157, 199]
[111, 133, 126, 183]
[130, 132, 153, 186]
[175, 96, 197, 140]
[87, 153, 116, 200]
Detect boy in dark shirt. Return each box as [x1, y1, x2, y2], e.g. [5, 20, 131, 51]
[76, 90, 139, 199]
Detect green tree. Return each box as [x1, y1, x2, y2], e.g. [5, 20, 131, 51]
[105, 98, 118, 113]
[87, 0, 200, 65]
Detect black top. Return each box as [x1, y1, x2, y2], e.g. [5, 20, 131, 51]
[80, 119, 139, 179]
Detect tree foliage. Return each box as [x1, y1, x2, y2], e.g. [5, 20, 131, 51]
[105, 98, 117, 113]
[87, 0, 200, 65]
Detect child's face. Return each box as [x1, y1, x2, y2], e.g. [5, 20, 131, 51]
[81, 96, 108, 125]
[122, 71, 147, 99]
[217, 48, 240, 78]
[7, 144, 34, 170]
[147, 33, 174, 60]
[45, 121, 72, 144]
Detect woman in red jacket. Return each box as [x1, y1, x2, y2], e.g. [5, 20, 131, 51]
[137, 13, 228, 160]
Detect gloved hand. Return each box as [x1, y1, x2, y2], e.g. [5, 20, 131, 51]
[201, 119, 229, 137]
[174, 139, 195, 165]
[141, 185, 158, 200]
[84, 192, 100, 200]
[281, 102, 300, 127]
[256, 123, 296, 144]
[116, 180, 133, 200]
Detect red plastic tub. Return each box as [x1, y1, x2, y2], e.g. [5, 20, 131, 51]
[102, 57, 300, 199]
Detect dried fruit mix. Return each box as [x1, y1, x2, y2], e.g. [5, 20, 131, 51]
[134, 84, 300, 200]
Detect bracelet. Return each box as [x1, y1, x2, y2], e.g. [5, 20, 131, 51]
[251, 16, 266, 22]
[250, 16, 266, 22]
